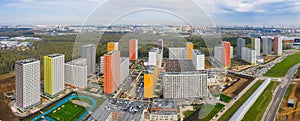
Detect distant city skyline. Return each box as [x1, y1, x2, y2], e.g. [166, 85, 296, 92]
[1, 0, 300, 26]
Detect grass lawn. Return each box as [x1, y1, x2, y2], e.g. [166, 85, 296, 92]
[47, 101, 87, 121]
[284, 84, 293, 100]
[218, 80, 263, 121]
[264, 52, 300, 77]
[199, 103, 225, 121]
[183, 105, 202, 119]
[242, 81, 280, 121]
[184, 110, 196, 118]
[220, 94, 232, 103]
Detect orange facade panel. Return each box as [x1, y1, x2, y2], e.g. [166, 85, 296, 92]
[186, 42, 194, 60]
[274, 37, 279, 54]
[107, 42, 115, 52]
[104, 51, 120, 94]
[129, 39, 138, 61]
[222, 42, 231, 68]
[144, 64, 159, 98]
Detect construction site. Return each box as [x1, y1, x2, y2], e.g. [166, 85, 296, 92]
[220, 73, 254, 99]
[0, 73, 19, 120]
[277, 82, 300, 121]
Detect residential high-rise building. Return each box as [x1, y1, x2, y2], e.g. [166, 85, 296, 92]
[214, 41, 231, 68]
[104, 51, 120, 94]
[262, 37, 273, 55]
[163, 72, 208, 99]
[120, 57, 129, 84]
[192, 49, 205, 70]
[223, 42, 231, 68]
[237, 38, 246, 57]
[157, 39, 163, 50]
[144, 66, 159, 98]
[186, 42, 194, 60]
[157, 39, 163, 64]
[252, 38, 261, 56]
[81, 44, 96, 75]
[230, 46, 233, 58]
[44, 54, 65, 97]
[274, 36, 283, 55]
[99, 56, 104, 74]
[107, 42, 118, 52]
[241, 47, 256, 64]
[149, 48, 158, 66]
[15, 59, 40, 110]
[129, 39, 138, 61]
[64, 58, 87, 88]
[169, 48, 185, 59]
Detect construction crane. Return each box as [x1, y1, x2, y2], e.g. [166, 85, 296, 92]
[280, 108, 300, 116]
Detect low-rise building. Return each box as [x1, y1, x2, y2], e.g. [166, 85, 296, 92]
[149, 99, 178, 121]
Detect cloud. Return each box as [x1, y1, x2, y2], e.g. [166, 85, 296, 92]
[20, 0, 34, 2]
[1, 0, 300, 25]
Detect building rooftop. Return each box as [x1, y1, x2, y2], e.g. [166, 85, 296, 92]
[165, 59, 196, 72]
[193, 49, 203, 55]
[46, 53, 64, 58]
[16, 58, 39, 65]
[288, 99, 295, 104]
[152, 99, 176, 109]
[82, 44, 95, 47]
[150, 48, 158, 52]
[107, 50, 119, 55]
[150, 99, 177, 115]
[65, 58, 86, 66]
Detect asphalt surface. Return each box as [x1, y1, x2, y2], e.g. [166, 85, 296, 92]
[263, 63, 300, 121]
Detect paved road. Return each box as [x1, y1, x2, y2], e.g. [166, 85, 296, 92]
[263, 63, 300, 121]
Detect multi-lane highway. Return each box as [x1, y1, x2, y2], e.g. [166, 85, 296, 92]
[263, 63, 300, 121]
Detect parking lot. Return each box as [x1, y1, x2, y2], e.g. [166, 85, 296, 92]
[88, 98, 149, 121]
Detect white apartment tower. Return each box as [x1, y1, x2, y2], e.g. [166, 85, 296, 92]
[15, 59, 40, 110]
[169, 48, 186, 59]
[262, 37, 272, 55]
[254, 38, 261, 56]
[192, 49, 205, 70]
[149, 48, 159, 66]
[81, 44, 96, 75]
[64, 58, 87, 88]
[241, 47, 256, 64]
[237, 38, 246, 57]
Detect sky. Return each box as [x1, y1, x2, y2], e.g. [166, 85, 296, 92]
[1, 0, 300, 26]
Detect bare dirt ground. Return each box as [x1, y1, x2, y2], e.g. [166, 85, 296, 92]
[222, 75, 253, 98]
[0, 76, 19, 121]
[277, 83, 300, 121]
[205, 59, 213, 69]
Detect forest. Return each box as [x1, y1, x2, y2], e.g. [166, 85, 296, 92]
[0, 33, 249, 75]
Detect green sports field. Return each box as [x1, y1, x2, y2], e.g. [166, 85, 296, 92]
[47, 101, 87, 121]
[242, 81, 280, 121]
[264, 52, 300, 77]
